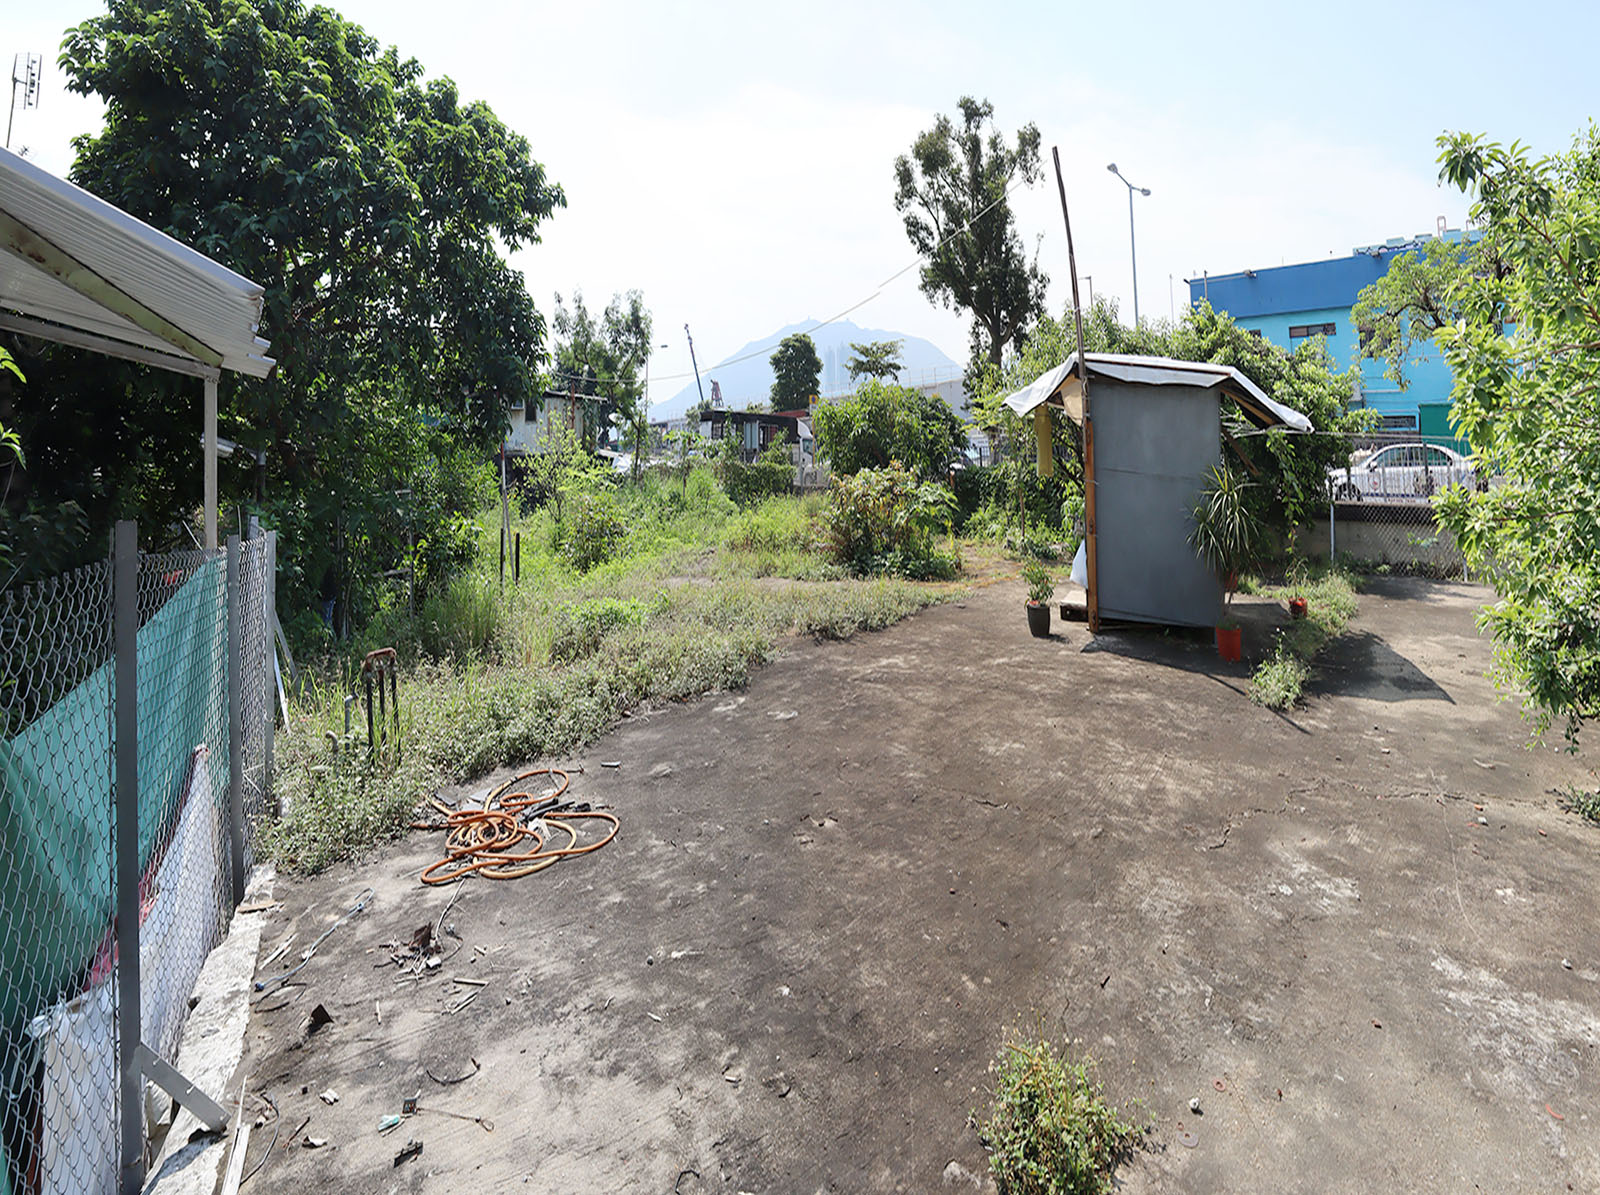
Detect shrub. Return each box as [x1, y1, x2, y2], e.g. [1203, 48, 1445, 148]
[716, 438, 794, 506]
[559, 491, 627, 572]
[974, 1030, 1142, 1195]
[1022, 561, 1054, 604]
[821, 463, 957, 579]
[547, 597, 649, 663]
[1249, 642, 1310, 709]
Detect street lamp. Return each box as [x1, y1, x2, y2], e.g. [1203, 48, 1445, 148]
[1107, 163, 1151, 326]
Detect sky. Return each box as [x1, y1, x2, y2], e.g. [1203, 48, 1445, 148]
[7, 0, 1600, 406]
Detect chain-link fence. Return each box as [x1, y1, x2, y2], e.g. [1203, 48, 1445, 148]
[1314, 430, 1474, 575]
[0, 522, 275, 1195]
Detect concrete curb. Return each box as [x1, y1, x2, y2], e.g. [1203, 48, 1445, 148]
[143, 865, 276, 1195]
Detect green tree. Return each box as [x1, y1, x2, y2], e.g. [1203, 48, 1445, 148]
[1432, 125, 1600, 743]
[1351, 237, 1504, 388]
[894, 97, 1047, 371]
[552, 290, 654, 475]
[43, 0, 562, 623]
[811, 380, 964, 478]
[769, 332, 821, 407]
[845, 339, 904, 383]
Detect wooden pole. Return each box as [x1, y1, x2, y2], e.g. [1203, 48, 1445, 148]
[1052, 146, 1099, 632]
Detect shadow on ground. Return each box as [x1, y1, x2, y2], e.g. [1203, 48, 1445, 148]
[240, 567, 1598, 1195]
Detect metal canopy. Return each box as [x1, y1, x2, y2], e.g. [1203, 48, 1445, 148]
[0, 146, 275, 547]
[1002, 351, 1312, 433]
[0, 146, 273, 377]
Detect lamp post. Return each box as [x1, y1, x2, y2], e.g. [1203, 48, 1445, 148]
[1106, 163, 1150, 326]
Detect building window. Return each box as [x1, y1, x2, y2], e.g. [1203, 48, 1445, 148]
[1379, 414, 1417, 430]
[1288, 322, 1336, 339]
[1245, 329, 1263, 339]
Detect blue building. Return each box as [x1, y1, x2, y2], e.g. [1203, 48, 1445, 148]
[1189, 230, 1477, 445]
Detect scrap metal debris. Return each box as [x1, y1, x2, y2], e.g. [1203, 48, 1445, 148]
[393, 1139, 423, 1167]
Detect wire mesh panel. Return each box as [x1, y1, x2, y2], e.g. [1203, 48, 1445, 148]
[0, 559, 116, 1194]
[236, 535, 273, 856]
[132, 548, 231, 1077]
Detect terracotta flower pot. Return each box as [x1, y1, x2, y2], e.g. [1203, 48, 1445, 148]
[1026, 601, 1051, 638]
[1215, 624, 1242, 662]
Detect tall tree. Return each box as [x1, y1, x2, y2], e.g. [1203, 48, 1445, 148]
[845, 339, 905, 383]
[552, 290, 654, 475]
[769, 333, 821, 407]
[35, 0, 563, 617]
[894, 97, 1047, 371]
[1433, 126, 1600, 744]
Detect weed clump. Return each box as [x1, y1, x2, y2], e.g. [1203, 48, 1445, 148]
[1558, 786, 1600, 825]
[974, 1031, 1142, 1195]
[1250, 642, 1311, 709]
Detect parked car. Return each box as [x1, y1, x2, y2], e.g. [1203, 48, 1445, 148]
[1328, 443, 1477, 502]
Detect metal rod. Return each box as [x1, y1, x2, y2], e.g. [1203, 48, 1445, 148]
[113, 520, 143, 1195]
[204, 374, 219, 549]
[226, 533, 245, 906]
[1053, 147, 1099, 633]
[685, 323, 707, 407]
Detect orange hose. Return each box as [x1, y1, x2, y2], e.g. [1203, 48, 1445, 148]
[414, 767, 619, 885]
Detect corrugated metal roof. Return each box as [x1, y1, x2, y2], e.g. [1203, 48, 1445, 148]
[0, 146, 273, 378]
[1002, 351, 1311, 433]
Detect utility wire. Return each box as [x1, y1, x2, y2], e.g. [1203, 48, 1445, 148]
[591, 173, 1033, 389]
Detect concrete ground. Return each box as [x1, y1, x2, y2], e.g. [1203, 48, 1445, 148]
[236, 570, 1600, 1193]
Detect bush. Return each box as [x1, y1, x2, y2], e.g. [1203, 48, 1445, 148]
[547, 597, 649, 663]
[821, 463, 958, 579]
[974, 1030, 1142, 1195]
[559, 491, 627, 571]
[716, 438, 794, 507]
[1249, 642, 1310, 709]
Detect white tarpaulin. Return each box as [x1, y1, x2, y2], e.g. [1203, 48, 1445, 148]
[1002, 351, 1312, 433]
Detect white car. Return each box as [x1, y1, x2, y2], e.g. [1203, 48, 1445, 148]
[1328, 443, 1477, 502]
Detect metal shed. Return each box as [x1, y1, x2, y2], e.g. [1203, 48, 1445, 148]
[0, 145, 274, 547]
[1004, 352, 1310, 631]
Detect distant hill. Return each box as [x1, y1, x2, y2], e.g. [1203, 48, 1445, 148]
[654, 319, 960, 419]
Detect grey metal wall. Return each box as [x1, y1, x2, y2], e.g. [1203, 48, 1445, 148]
[1091, 380, 1223, 627]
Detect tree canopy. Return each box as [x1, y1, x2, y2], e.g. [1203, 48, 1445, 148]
[769, 333, 821, 407]
[552, 290, 654, 471]
[845, 339, 905, 383]
[894, 97, 1046, 372]
[8, 0, 563, 621]
[1351, 237, 1505, 388]
[1433, 125, 1600, 744]
[811, 380, 965, 479]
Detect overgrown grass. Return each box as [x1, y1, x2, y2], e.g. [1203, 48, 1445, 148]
[1244, 564, 1358, 709]
[973, 1028, 1143, 1195]
[269, 476, 957, 872]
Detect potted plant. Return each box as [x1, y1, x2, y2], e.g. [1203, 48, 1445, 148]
[1286, 560, 1309, 620]
[1188, 465, 1262, 662]
[1022, 560, 1054, 638]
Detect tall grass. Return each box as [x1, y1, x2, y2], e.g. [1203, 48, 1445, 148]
[269, 477, 957, 872]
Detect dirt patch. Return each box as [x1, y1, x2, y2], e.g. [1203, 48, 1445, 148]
[239, 574, 1599, 1193]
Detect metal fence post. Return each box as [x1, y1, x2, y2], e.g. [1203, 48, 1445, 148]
[264, 530, 277, 815]
[113, 520, 143, 1195]
[227, 534, 245, 906]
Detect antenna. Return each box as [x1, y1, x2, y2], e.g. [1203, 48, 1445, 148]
[7, 52, 42, 151]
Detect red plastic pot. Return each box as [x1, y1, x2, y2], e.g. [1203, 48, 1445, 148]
[1215, 624, 1242, 662]
[1289, 597, 1308, 620]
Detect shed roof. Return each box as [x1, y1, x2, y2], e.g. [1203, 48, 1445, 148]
[0, 146, 273, 379]
[1002, 351, 1311, 433]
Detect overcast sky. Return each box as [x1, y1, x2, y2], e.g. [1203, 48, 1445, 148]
[8, 0, 1599, 400]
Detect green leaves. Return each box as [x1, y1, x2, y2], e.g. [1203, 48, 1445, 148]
[1431, 122, 1600, 743]
[769, 333, 822, 407]
[894, 97, 1047, 371]
[812, 379, 965, 479]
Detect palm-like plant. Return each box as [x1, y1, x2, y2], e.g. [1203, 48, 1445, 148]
[1188, 465, 1261, 608]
